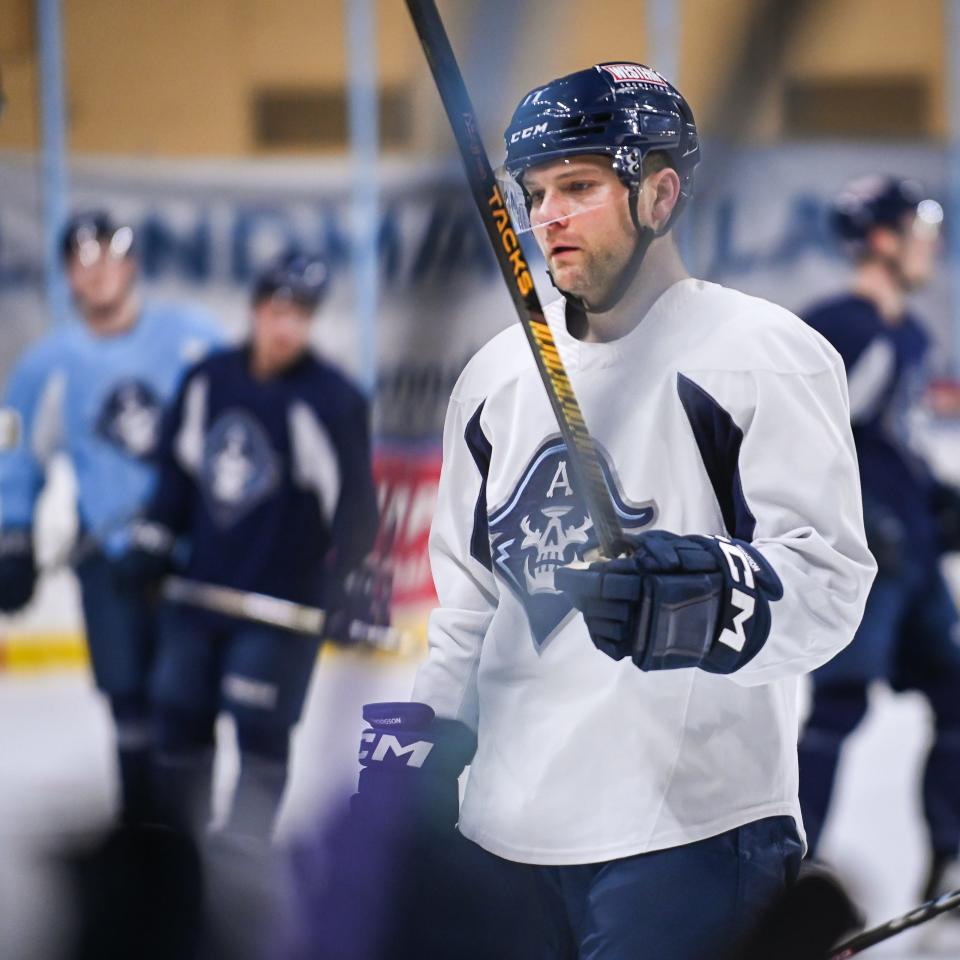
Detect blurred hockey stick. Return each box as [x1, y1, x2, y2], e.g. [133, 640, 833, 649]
[0, 407, 21, 450]
[404, 0, 628, 559]
[161, 575, 410, 654]
[42, 510, 144, 574]
[827, 886, 960, 958]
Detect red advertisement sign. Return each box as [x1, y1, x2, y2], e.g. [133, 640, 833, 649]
[373, 445, 442, 610]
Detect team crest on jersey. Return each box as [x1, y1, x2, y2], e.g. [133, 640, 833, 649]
[201, 410, 279, 528]
[96, 379, 162, 460]
[489, 438, 657, 648]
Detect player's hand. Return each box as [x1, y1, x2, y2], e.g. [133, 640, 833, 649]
[0, 528, 37, 613]
[112, 521, 175, 594]
[324, 557, 393, 647]
[352, 701, 476, 831]
[555, 530, 782, 674]
[932, 482, 960, 554]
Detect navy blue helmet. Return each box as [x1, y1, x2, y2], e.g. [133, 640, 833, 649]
[830, 175, 943, 249]
[60, 209, 134, 263]
[503, 62, 700, 226]
[252, 251, 329, 312]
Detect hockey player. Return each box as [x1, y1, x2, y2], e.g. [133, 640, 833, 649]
[0, 210, 222, 822]
[123, 251, 379, 841]
[796, 176, 960, 905]
[352, 64, 876, 958]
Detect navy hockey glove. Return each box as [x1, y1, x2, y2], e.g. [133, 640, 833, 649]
[932, 482, 960, 554]
[0, 528, 36, 613]
[353, 702, 476, 831]
[324, 558, 393, 647]
[112, 522, 175, 595]
[555, 530, 783, 674]
[862, 495, 906, 575]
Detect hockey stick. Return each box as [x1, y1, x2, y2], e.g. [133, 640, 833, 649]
[0, 407, 21, 450]
[404, 0, 627, 559]
[161, 576, 409, 654]
[43, 509, 145, 574]
[827, 886, 960, 958]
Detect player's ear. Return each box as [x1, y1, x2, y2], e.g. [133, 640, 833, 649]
[866, 225, 900, 260]
[648, 168, 681, 232]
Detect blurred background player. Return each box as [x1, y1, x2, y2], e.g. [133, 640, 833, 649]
[121, 250, 380, 841]
[0, 210, 222, 823]
[797, 175, 960, 909]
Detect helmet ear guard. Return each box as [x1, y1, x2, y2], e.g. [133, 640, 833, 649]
[611, 145, 644, 181]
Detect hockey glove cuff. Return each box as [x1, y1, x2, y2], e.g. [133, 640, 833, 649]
[353, 701, 476, 830]
[862, 495, 907, 575]
[555, 530, 783, 675]
[113, 521, 176, 594]
[0, 528, 36, 613]
[324, 558, 393, 647]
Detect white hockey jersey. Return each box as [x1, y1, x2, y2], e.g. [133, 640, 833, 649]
[412, 278, 876, 866]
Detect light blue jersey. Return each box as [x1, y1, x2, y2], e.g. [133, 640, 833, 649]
[0, 301, 223, 555]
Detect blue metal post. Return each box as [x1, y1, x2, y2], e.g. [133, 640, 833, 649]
[648, 0, 679, 88]
[345, 0, 380, 395]
[948, 0, 960, 375]
[37, 0, 70, 326]
[648, 0, 691, 268]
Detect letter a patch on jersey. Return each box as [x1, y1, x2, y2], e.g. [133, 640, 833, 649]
[488, 438, 657, 649]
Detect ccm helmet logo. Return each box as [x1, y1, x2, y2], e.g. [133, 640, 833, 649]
[359, 730, 434, 768]
[509, 122, 549, 144]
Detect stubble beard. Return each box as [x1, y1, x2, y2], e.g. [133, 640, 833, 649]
[551, 242, 632, 308]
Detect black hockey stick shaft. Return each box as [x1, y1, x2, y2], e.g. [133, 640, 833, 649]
[828, 887, 960, 958]
[404, 0, 626, 558]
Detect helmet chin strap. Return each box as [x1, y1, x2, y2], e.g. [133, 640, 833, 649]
[874, 246, 914, 294]
[550, 182, 659, 317]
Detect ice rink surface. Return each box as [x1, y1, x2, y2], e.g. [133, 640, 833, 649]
[1, 655, 957, 959]
[4, 453, 960, 957]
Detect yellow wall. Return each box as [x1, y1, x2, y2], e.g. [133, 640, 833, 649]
[0, 0, 38, 148]
[789, 0, 946, 136]
[0, 0, 949, 155]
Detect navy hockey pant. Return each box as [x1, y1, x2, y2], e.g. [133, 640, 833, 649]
[799, 566, 960, 856]
[150, 605, 320, 837]
[483, 816, 802, 960]
[77, 551, 157, 822]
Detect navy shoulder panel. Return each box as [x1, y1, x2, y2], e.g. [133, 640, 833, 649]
[464, 401, 492, 571]
[298, 354, 368, 415]
[901, 311, 931, 353]
[194, 343, 244, 377]
[676, 373, 756, 541]
[802, 294, 881, 369]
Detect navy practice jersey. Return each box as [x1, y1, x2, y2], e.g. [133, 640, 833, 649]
[0, 302, 222, 555]
[148, 346, 378, 607]
[804, 294, 938, 564]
